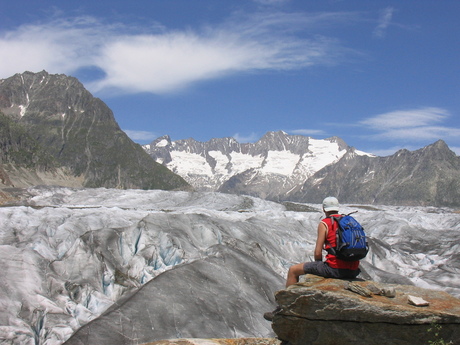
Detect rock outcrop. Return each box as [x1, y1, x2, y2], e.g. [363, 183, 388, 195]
[271, 275, 460, 345]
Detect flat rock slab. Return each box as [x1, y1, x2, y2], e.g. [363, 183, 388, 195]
[272, 275, 460, 345]
[144, 339, 281, 345]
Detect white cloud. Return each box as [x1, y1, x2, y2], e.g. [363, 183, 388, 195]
[0, 12, 347, 95]
[90, 31, 276, 94]
[289, 129, 326, 137]
[124, 129, 158, 142]
[373, 7, 395, 38]
[233, 132, 260, 143]
[0, 17, 110, 77]
[372, 126, 460, 141]
[359, 107, 460, 141]
[360, 107, 449, 130]
[90, 12, 344, 94]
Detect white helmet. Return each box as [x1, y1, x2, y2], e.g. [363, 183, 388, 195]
[322, 196, 339, 212]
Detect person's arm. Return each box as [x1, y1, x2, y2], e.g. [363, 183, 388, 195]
[314, 221, 327, 261]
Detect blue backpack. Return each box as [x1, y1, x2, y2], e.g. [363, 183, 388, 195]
[327, 212, 368, 261]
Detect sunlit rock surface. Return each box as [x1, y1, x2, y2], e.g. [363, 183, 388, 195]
[272, 275, 460, 345]
[0, 186, 459, 344]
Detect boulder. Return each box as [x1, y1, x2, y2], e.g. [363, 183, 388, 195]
[271, 275, 460, 345]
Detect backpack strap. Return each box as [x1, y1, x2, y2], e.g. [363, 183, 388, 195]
[325, 215, 342, 256]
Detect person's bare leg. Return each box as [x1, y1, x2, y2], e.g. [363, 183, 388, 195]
[286, 263, 305, 288]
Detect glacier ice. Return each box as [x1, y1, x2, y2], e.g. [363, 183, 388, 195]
[0, 186, 459, 344]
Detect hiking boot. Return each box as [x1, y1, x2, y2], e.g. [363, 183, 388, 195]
[263, 306, 282, 321]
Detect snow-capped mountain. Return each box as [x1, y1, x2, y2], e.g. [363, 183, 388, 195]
[144, 133, 460, 207]
[1, 187, 458, 344]
[144, 131, 372, 200]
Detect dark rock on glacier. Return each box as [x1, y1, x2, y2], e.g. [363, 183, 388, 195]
[0, 71, 189, 191]
[63, 245, 283, 345]
[271, 275, 460, 345]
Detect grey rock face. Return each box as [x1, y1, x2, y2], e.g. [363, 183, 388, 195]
[272, 275, 460, 345]
[0, 71, 189, 191]
[289, 140, 460, 207]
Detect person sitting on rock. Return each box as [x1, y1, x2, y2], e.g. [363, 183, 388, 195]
[285, 196, 361, 287]
[264, 196, 361, 321]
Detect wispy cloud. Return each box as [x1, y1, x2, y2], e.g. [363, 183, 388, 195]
[359, 107, 460, 141]
[233, 132, 260, 143]
[360, 107, 448, 129]
[253, 0, 290, 6]
[373, 7, 395, 38]
[0, 11, 350, 95]
[289, 129, 326, 136]
[0, 16, 108, 77]
[123, 129, 158, 142]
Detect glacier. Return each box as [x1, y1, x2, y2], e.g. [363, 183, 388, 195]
[0, 186, 459, 344]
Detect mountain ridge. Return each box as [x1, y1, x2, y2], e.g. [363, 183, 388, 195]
[289, 139, 460, 207]
[1, 71, 458, 206]
[144, 131, 366, 200]
[0, 71, 190, 191]
[144, 132, 460, 206]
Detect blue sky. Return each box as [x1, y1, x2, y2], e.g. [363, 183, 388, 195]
[1, 0, 459, 156]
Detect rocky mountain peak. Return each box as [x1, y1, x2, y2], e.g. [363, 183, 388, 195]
[0, 71, 86, 119]
[254, 131, 308, 154]
[0, 71, 189, 191]
[327, 135, 349, 151]
[257, 130, 290, 145]
[420, 139, 457, 159]
[152, 135, 173, 148]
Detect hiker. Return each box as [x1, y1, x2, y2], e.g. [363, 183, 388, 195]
[264, 196, 361, 321]
[285, 196, 361, 287]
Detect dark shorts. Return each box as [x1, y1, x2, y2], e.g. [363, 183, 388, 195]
[303, 261, 360, 279]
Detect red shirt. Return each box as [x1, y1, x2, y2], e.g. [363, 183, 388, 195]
[321, 216, 360, 270]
